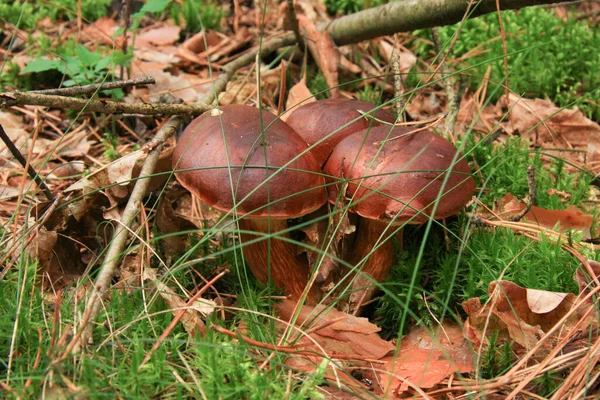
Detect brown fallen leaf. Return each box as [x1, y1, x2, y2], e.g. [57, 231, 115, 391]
[463, 276, 596, 350]
[501, 94, 600, 172]
[377, 323, 475, 397]
[494, 193, 594, 239]
[79, 17, 119, 45]
[66, 146, 173, 221]
[296, 14, 340, 98]
[156, 198, 187, 254]
[376, 39, 417, 72]
[26, 227, 86, 289]
[282, 78, 315, 121]
[143, 267, 208, 337]
[137, 26, 181, 47]
[276, 300, 394, 385]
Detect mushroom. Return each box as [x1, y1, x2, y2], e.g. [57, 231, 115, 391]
[323, 126, 475, 311]
[285, 98, 396, 166]
[172, 105, 326, 303]
[284, 98, 396, 285]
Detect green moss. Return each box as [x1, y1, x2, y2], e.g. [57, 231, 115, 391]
[414, 8, 600, 119]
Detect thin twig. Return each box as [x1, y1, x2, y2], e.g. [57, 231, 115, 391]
[391, 46, 406, 122]
[29, 77, 155, 96]
[508, 165, 536, 222]
[0, 123, 54, 201]
[286, 0, 302, 45]
[431, 26, 459, 138]
[120, 0, 132, 80]
[211, 325, 378, 361]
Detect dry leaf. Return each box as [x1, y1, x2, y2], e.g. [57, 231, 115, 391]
[282, 79, 315, 121]
[296, 14, 340, 97]
[377, 323, 475, 397]
[79, 17, 119, 45]
[156, 198, 186, 254]
[494, 194, 594, 239]
[501, 94, 600, 172]
[463, 277, 596, 350]
[276, 300, 394, 362]
[456, 93, 502, 134]
[143, 267, 206, 337]
[27, 227, 86, 288]
[376, 39, 417, 72]
[137, 26, 181, 47]
[66, 147, 172, 220]
[405, 91, 445, 121]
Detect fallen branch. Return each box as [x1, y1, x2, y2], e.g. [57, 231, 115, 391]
[73, 115, 181, 351]
[325, 0, 568, 46]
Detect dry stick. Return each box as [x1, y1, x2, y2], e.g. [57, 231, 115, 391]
[120, 0, 132, 80]
[29, 77, 155, 96]
[70, 116, 181, 352]
[431, 26, 459, 138]
[69, 34, 297, 351]
[285, 0, 302, 45]
[390, 43, 406, 122]
[0, 124, 53, 201]
[508, 165, 536, 222]
[325, 0, 567, 46]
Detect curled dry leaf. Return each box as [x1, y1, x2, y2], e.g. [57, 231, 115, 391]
[79, 17, 119, 45]
[156, 198, 186, 254]
[376, 39, 417, 72]
[501, 94, 600, 172]
[143, 267, 207, 337]
[456, 93, 503, 135]
[66, 147, 173, 221]
[296, 14, 340, 98]
[218, 66, 281, 105]
[463, 273, 598, 350]
[276, 299, 394, 385]
[377, 323, 475, 397]
[26, 227, 86, 288]
[494, 193, 594, 239]
[137, 26, 181, 47]
[282, 78, 315, 121]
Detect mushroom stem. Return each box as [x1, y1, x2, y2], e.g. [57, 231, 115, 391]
[346, 218, 399, 311]
[238, 218, 320, 304]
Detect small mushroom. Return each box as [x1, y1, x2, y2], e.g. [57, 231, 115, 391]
[285, 98, 396, 166]
[323, 126, 475, 311]
[173, 105, 326, 303]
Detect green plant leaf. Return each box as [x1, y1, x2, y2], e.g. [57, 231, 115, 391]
[76, 45, 103, 66]
[22, 58, 62, 73]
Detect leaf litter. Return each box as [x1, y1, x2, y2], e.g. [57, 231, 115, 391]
[2, 1, 600, 398]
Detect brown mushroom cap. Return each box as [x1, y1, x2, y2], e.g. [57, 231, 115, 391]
[173, 105, 326, 218]
[285, 98, 396, 166]
[323, 126, 475, 223]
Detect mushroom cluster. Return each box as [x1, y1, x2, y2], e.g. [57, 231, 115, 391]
[172, 99, 475, 311]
